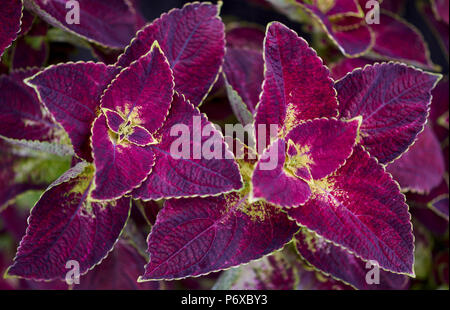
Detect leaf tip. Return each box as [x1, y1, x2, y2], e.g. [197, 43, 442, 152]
[150, 39, 163, 54]
[217, 0, 223, 13]
[3, 266, 14, 280]
[346, 115, 363, 132]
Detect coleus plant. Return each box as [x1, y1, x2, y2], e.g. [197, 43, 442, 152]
[266, 0, 438, 69]
[149, 21, 439, 283]
[0, 1, 445, 290]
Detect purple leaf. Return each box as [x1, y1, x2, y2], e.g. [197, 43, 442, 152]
[335, 62, 441, 164]
[7, 163, 131, 281]
[222, 25, 265, 124]
[295, 229, 410, 290]
[255, 22, 338, 147]
[126, 125, 156, 147]
[369, 12, 436, 69]
[132, 93, 242, 200]
[12, 20, 49, 70]
[295, 1, 373, 56]
[0, 68, 60, 143]
[140, 193, 298, 281]
[18, 9, 35, 37]
[287, 145, 415, 275]
[100, 42, 174, 135]
[75, 241, 159, 290]
[26, 62, 119, 161]
[330, 57, 374, 80]
[429, 195, 449, 221]
[12, 35, 48, 70]
[0, 0, 22, 57]
[432, 0, 449, 24]
[420, 2, 449, 59]
[387, 126, 445, 194]
[412, 203, 449, 236]
[429, 78, 449, 142]
[103, 109, 124, 133]
[117, 2, 225, 106]
[252, 139, 312, 208]
[284, 118, 359, 180]
[326, 0, 363, 17]
[252, 118, 359, 208]
[90, 114, 156, 201]
[379, 0, 407, 14]
[25, 0, 141, 48]
[225, 25, 265, 51]
[91, 44, 123, 65]
[223, 47, 264, 124]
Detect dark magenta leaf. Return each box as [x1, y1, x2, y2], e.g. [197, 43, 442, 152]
[412, 202, 449, 236]
[0, 68, 60, 143]
[140, 193, 298, 281]
[26, 62, 120, 161]
[255, 22, 338, 147]
[116, 2, 225, 106]
[369, 12, 436, 69]
[103, 109, 125, 133]
[222, 25, 265, 124]
[407, 178, 449, 206]
[25, 0, 141, 48]
[91, 44, 123, 65]
[287, 145, 415, 275]
[431, 0, 449, 24]
[295, 228, 410, 290]
[330, 57, 374, 80]
[252, 139, 311, 208]
[226, 25, 265, 51]
[75, 241, 159, 290]
[295, 1, 373, 56]
[335, 62, 441, 164]
[132, 93, 242, 200]
[379, 0, 407, 14]
[126, 125, 156, 147]
[100, 42, 174, 135]
[429, 78, 449, 142]
[7, 163, 131, 281]
[12, 35, 48, 70]
[90, 114, 156, 201]
[12, 20, 49, 70]
[325, 0, 363, 17]
[139, 141, 297, 281]
[284, 118, 359, 180]
[429, 195, 449, 221]
[421, 1, 449, 58]
[0, 0, 22, 57]
[387, 126, 445, 194]
[252, 118, 359, 208]
[223, 47, 264, 125]
[18, 9, 34, 37]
